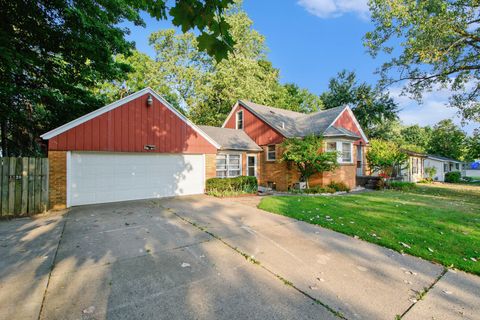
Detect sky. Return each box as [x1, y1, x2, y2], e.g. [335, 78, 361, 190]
[124, 0, 478, 135]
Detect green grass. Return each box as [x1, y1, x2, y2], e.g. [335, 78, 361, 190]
[258, 183, 480, 275]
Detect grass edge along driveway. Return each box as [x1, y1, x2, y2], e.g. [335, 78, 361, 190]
[258, 183, 480, 275]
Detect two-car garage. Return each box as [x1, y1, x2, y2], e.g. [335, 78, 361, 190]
[68, 152, 206, 206]
[42, 88, 219, 208]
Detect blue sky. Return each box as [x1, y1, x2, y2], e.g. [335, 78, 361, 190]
[124, 0, 478, 134]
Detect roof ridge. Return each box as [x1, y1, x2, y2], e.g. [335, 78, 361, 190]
[239, 99, 305, 117]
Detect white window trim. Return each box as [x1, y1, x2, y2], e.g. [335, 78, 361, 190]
[325, 141, 353, 164]
[216, 153, 243, 178]
[266, 145, 276, 161]
[236, 110, 244, 130]
[246, 154, 257, 177]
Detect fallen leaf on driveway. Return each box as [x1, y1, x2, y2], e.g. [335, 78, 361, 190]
[181, 262, 191, 268]
[83, 306, 95, 314]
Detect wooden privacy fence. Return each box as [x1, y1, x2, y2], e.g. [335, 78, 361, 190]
[0, 157, 49, 217]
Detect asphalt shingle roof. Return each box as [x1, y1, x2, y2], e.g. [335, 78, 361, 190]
[238, 100, 349, 138]
[198, 125, 262, 151]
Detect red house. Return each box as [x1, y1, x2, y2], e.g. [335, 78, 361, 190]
[42, 88, 368, 208]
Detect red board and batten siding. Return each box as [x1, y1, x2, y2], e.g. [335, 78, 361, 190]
[224, 104, 284, 146]
[333, 109, 366, 145]
[48, 94, 217, 154]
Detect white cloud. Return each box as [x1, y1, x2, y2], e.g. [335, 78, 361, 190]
[298, 0, 369, 19]
[388, 86, 479, 135]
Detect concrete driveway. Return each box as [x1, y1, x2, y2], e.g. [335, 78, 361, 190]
[1, 195, 479, 320]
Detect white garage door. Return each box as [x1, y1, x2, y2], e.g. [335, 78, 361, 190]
[69, 152, 205, 206]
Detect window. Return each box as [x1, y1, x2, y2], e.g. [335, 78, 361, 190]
[236, 110, 243, 129]
[412, 158, 418, 174]
[341, 142, 352, 163]
[247, 155, 256, 176]
[444, 163, 449, 172]
[326, 142, 337, 152]
[455, 163, 459, 170]
[267, 145, 276, 161]
[216, 154, 242, 178]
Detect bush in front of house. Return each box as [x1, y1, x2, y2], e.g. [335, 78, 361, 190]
[206, 176, 258, 197]
[445, 171, 461, 183]
[327, 181, 350, 192]
[386, 181, 417, 191]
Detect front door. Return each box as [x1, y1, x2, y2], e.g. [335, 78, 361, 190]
[247, 155, 257, 177]
[356, 145, 363, 176]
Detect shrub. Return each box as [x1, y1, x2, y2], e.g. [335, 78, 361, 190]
[206, 176, 258, 196]
[327, 181, 350, 192]
[418, 179, 433, 184]
[387, 181, 417, 191]
[424, 166, 437, 180]
[445, 171, 461, 183]
[301, 186, 337, 194]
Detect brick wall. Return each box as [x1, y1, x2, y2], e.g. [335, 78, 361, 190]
[205, 154, 217, 179]
[258, 143, 358, 191]
[48, 151, 67, 210]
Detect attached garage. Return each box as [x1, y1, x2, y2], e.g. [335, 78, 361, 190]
[41, 88, 220, 208]
[69, 152, 206, 206]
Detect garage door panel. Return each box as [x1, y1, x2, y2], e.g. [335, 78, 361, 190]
[70, 153, 205, 206]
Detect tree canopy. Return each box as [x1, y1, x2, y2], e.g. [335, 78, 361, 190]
[366, 139, 409, 177]
[0, 0, 236, 156]
[100, 4, 322, 127]
[320, 70, 399, 139]
[366, 0, 480, 122]
[427, 119, 467, 160]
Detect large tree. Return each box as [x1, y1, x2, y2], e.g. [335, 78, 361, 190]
[465, 129, 480, 162]
[399, 124, 433, 152]
[366, 0, 480, 122]
[427, 119, 467, 160]
[107, 4, 320, 126]
[0, 0, 236, 156]
[320, 70, 399, 139]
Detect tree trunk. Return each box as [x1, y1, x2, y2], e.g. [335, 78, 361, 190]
[0, 119, 7, 157]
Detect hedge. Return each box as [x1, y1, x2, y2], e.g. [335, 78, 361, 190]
[445, 171, 461, 183]
[206, 176, 258, 194]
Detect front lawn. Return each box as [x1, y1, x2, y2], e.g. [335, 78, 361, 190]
[258, 183, 480, 275]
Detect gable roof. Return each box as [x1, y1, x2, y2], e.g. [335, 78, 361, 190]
[225, 100, 367, 141]
[198, 126, 262, 151]
[40, 88, 221, 149]
[427, 154, 462, 163]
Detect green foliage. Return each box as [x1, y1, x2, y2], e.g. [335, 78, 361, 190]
[320, 70, 399, 139]
[100, 5, 321, 127]
[206, 176, 257, 196]
[281, 135, 339, 186]
[387, 181, 417, 191]
[366, 139, 409, 177]
[365, 0, 480, 121]
[0, 0, 235, 156]
[326, 181, 350, 192]
[427, 120, 467, 160]
[399, 125, 432, 152]
[425, 166, 437, 180]
[445, 171, 462, 183]
[465, 129, 480, 162]
[300, 186, 337, 194]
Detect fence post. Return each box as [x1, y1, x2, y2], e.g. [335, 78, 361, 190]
[7, 158, 16, 216]
[28, 158, 35, 214]
[1, 158, 9, 215]
[21, 158, 29, 214]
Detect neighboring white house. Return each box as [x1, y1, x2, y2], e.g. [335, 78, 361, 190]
[424, 155, 463, 182]
[399, 150, 426, 182]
